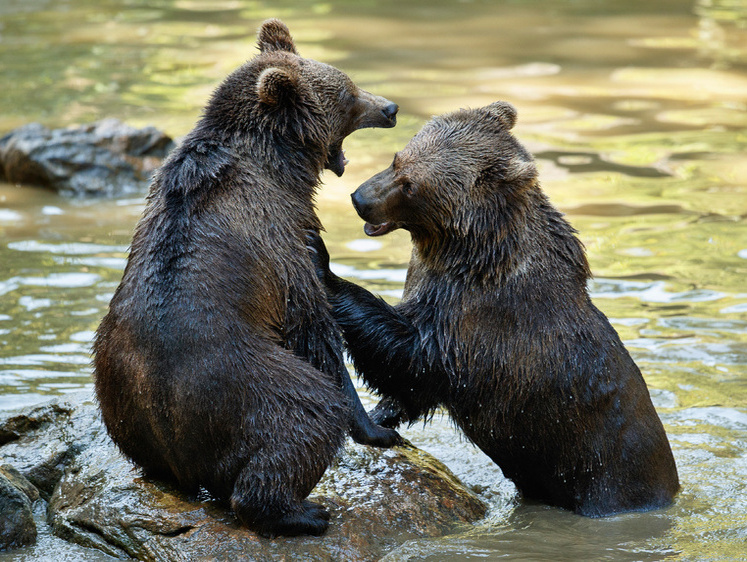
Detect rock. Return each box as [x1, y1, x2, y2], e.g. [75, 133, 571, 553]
[0, 394, 487, 560]
[0, 394, 98, 500]
[0, 465, 39, 550]
[0, 465, 40, 503]
[0, 119, 175, 196]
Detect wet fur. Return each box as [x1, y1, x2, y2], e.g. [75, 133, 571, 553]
[310, 101, 679, 517]
[94, 19, 399, 538]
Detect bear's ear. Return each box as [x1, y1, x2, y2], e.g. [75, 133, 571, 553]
[257, 19, 298, 54]
[484, 101, 518, 130]
[257, 67, 300, 106]
[504, 156, 537, 184]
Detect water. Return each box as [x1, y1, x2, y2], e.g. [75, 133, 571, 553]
[1, 1, 746, 560]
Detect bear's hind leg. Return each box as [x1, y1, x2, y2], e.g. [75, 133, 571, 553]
[227, 389, 344, 536]
[238, 500, 330, 538]
[230, 465, 331, 537]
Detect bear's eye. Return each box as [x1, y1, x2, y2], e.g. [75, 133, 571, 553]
[401, 181, 414, 196]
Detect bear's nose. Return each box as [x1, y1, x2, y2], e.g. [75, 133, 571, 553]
[381, 102, 399, 121]
[351, 191, 373, 219]
[351, 191, 363, 215]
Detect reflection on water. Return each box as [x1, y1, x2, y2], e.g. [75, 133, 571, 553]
[1, 1, 746, 560]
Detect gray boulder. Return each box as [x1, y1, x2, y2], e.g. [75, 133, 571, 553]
[0, 394, 487, 560]
[0, 394, 100, 500]
[0, 464, 39, 550]
[0, 119, 174, 196]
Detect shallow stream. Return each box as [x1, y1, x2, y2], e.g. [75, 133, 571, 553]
[1, 1, 746, 560]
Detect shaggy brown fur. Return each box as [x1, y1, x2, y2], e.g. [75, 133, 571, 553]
[310, 101, 679, 517]
[94, 19, 400, 537]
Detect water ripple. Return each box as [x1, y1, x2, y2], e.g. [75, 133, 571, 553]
[590, 279, 727, 303]
[0, 273, 101, 296]
[330, 262, 408, 283]
[0, 354, 91, 366]
[670, 406, 747, 432]
[7, 240, 128, 254]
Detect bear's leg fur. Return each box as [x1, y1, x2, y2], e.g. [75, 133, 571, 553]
[285, 263, 402, 447]
[222, 354, 346, 536]
[307, 232, 443, 423]
[230, 454, 331, 537]
[338, 361, 404, 444]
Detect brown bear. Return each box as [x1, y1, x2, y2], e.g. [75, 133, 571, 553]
[308, 101, 680, 517]
[93, 19, 400, 538]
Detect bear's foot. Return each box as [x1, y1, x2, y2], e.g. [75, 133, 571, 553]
[252, 501, 331, 538]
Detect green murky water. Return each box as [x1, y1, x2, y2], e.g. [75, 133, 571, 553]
[1, 1, 746, 560]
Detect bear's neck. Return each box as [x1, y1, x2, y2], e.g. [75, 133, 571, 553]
[194, 116, 327, 195]
[411, 187, 590, 287]
[412, 225, 525, 287]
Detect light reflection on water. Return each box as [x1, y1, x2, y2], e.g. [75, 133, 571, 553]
[1, 0, 746, 560]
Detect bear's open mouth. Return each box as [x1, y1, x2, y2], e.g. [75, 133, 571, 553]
[364, 222, 397, 237]
[325, 144, 349, 177]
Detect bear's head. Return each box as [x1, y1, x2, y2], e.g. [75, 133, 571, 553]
[202, 19, 398, 177]
[351, 101, 538, 240]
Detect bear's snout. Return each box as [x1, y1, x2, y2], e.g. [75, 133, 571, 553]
[351, 172, 388, 222]
[381, 102, 399, 126]
[356, 90, 399, 129]
[351, 190, 368, 218]
[351, 169, 400, 237]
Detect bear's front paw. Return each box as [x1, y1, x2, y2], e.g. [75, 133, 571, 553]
[305, 230, 332, 282]
[369, 397, 409, 429]
[351, 422, 403, 448]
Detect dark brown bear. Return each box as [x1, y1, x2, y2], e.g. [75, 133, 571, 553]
[93, 19, 400, 538]
[309, 101, 680, 517]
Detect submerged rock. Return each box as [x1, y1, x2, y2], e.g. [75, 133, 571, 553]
[0, 394, 487, 560]
[0, 465, 39, 550]
[0, 119, 174, 196]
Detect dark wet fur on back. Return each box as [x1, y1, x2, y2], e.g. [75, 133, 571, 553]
[94, 19, 399, 538]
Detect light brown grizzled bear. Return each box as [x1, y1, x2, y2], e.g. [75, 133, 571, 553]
[309, 101, 680, 517]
